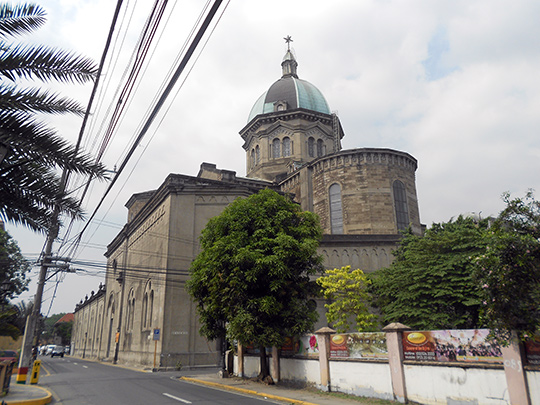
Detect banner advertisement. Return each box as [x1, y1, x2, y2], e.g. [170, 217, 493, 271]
[295, 335, 319, 357]
[329, 332, 388, 360]
[245, 336, 320, 357]
[402, 329, 503, 363]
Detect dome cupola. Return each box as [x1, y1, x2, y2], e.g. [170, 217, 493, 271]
[241, 37, 343, 183]
[247, 38, 331, 123]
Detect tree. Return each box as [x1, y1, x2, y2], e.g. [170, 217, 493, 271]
[187, 189, 322, 380]
[54, 320, 72, 345]
[317, 266, 377, 333]
[474, 191, 540, 340]
[0, 228, 31, 304]
[0, 3, 105, 232]
[371, 217, 488, 330]
[0, 228, 32, 341]
[41, 313, 65, 343]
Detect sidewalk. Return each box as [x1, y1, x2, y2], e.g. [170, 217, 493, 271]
[179, 372, 388, 405]
[0, 376, 52, 405]
[0, 361, 390, 405]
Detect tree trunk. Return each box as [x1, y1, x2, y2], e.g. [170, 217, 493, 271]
[258, 344, 269, 380]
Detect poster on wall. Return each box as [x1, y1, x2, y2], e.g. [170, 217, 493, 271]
[329, 332, 388, 360]
[402, 329, 503, 363]
[295, 335, 319, 357]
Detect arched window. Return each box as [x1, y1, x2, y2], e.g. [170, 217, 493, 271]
[142, 292, 148, 329]
[308, 137, 315, 157]
[329, 183, 343, 234]
[272, 138, 280, 158]
[250, 149, 255, 168]
[255, 145, 260, 165]
[393, 180, 410, 230]
[126, 289, 135, 331]
[148, 291, 154, 328]
[282, 137, 291, 157]
[317, 139, 324, 157]
[142, 281, 152, 330]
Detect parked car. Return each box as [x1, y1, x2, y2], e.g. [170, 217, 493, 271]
[45, 344, 55, 356]
[50, 345, 64, 358]
[64, 346, 70, 355]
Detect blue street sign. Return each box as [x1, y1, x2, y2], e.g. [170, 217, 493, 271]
[153, 328, 160, 341]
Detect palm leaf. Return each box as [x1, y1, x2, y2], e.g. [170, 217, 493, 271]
[0, 3, 46, 39]
[0, 83, 85, 115]
[0, 110, 105, 177]
[0, 162, 83, 232]
[0, 43, 96, 83]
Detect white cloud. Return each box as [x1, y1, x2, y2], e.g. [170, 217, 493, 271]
[6, 0, 540, 313]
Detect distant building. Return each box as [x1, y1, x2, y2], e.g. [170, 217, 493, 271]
[55, 313, 74, 324]
[72, 45, 422, 368]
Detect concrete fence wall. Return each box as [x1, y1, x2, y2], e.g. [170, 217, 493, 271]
[329, 360, 393, 400]
[233, 325, 540, 405]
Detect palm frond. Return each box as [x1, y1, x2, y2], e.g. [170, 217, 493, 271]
[0, 43, 97, 83]
[0, 2, 102, 233]
[0, 110, 105, 178]
[0, 3, 46, 39]
[0, 84, 85, 115]
[0, 162, 83, 232]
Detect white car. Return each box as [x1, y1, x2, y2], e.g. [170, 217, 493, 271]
[51, 345, 65, 358]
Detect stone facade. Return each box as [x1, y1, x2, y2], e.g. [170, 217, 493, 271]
[72, 173, 276, 367]
[72, 47, 423, 369]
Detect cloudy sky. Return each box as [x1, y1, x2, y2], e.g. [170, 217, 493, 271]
[6, 0, 540, 314]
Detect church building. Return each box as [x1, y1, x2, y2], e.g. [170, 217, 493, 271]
[72, 43, 423, 369]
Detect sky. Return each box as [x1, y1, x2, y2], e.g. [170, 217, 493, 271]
[5, 0, 540, 315]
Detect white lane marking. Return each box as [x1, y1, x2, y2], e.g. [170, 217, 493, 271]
[82, 365, 88, 368]
[163, 393, 192, 403]
[73, 363, 78, 365]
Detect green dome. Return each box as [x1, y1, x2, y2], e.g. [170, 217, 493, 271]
[247, 50, 330, 122]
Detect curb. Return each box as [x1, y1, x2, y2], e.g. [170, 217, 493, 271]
[3, 386, 52, 405]
[179, 376, 318, 405]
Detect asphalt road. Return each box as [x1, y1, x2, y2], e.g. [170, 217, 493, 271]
[38, 356, 279, 404]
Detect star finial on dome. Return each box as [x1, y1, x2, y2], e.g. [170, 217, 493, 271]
[284, 35, 293, 51]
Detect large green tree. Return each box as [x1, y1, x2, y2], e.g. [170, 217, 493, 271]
[474, 191, 540, 340]
[371, 216, 488, 330]
[0, 3, 105, 232]
[187, 189, 322, 379]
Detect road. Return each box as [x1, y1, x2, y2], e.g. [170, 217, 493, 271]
[38, 356, 279, 404]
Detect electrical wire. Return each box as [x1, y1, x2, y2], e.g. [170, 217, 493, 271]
[63, 0, 226, 260]
[44, 0, 230, 313]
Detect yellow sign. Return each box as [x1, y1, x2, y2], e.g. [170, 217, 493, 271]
[30, 360, 41, 384]
[115, 332, 120, 343]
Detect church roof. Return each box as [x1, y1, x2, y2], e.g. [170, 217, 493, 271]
[247, 48, 330, 122]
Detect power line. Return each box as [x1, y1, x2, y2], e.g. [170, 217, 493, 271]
[65, 0, 226, 260]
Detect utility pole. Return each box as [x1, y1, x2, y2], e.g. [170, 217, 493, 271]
[16, 0, 125, 383]
[17, 0, 224, 377]
[17, 215, 60, 383]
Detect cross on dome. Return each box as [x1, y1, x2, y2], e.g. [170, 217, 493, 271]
[284, 35, 293, 51]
